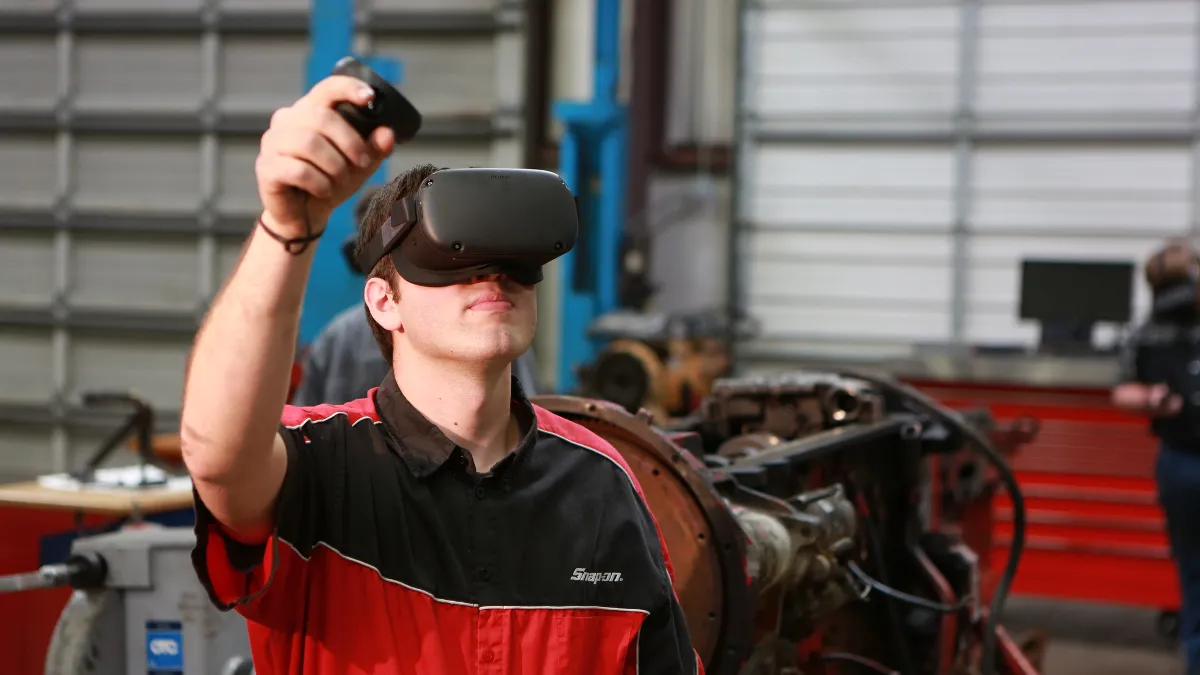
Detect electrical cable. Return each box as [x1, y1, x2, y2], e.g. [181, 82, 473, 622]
[818, 651, 900, 675]
[835, 368, 1025, 675]
[848, 560, 972, 613]
[854, 489, 918, 674]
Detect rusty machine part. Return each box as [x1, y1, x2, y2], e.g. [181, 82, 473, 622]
[716, 432, 782, 461]
[585, 337, 730, 420]
[530, 396, 753, 671]
[580, 309, 743, 420]
[698, 373, 884, 442]
[533, 370, 1037, 675]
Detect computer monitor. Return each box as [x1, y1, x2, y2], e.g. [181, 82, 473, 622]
[1018, 259, 1135, 353]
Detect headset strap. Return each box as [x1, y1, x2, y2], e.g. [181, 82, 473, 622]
[355, 196, 418, 274]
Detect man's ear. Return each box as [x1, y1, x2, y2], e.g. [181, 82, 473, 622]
[364, 277, 402, 331]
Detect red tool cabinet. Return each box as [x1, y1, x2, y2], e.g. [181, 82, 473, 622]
[905, 377, 1179, 612]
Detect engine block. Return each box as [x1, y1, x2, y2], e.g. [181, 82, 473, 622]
[533, 370, 1038, 675]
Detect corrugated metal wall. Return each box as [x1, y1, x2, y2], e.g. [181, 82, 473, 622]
[0, 0, 526, 480]
[734, 0, 1194, 363]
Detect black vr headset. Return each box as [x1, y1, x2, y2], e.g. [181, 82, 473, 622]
[354, 168, 579, 287]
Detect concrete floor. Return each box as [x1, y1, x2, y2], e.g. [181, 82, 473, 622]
[1002, 596, 1183, 675]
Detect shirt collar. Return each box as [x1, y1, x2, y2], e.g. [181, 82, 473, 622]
[373, 370, 538, 478]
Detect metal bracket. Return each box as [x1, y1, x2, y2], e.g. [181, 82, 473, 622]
[553, 0, 629, 393]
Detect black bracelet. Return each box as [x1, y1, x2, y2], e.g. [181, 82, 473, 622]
[257, 213, 326, 255]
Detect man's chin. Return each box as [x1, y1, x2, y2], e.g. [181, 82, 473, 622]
[461, 332, 531, 364]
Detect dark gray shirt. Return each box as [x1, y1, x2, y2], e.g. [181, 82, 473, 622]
[293, 305, 542, 406]
[1119, 319, 1200, 447]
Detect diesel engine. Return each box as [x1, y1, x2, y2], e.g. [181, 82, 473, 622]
[534, 370, 1037, 675]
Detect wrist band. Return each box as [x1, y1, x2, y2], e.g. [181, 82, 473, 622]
[257, 212, 325, 255]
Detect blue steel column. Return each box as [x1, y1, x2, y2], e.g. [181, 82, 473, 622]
[553, 0, 628, 393]
[299, 0, 403, 344]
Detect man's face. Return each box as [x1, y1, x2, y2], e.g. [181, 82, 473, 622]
[374, 273, 537, 364]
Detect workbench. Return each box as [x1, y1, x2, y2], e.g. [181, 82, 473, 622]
[0, 470, 195, 675]
[888, 348, 1177, 615]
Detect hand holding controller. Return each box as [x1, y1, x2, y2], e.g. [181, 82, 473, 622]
[252, 58, 422, 253]
[331, 56, 423, 143]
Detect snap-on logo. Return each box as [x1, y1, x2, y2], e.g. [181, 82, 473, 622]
[571, 567, 623, 584]
[149, 638, 180, 656]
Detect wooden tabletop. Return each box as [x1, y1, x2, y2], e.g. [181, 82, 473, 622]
[0, 479, 194, 516]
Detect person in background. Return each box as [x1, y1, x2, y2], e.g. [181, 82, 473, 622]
[290, 188, 388, 406]
[1112, 240, 1200, 671]
[293, 188, 543, 406]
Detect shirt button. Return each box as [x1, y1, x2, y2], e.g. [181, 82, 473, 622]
[1190, 360, 1200, 375]
[481, 650, 495, 663]
[478, 567, 490, 581]
[475, 486, 486, 499]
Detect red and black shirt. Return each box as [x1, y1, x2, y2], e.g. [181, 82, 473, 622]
[191, 373, 701, 674]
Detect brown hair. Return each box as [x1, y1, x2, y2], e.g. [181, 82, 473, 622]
[354, 163, 443, 360]
[1145, 239, 1199, 290]
[354, 186, 381, 226]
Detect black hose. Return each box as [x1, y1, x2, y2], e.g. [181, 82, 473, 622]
[836, 368, 1025, 675]
[0, 553, 106, 594]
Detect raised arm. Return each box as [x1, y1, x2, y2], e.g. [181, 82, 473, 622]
[180, 76, 394, 540]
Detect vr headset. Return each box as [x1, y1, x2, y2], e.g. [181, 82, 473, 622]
[355, 168, 579, 287]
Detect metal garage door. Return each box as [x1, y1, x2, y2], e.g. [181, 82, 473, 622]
[733, 0, 1195, 364]
[0, 0, 526, 480]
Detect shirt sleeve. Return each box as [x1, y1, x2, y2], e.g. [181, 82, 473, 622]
[191, 405, 347, 613]
[635, 589, 703, 675]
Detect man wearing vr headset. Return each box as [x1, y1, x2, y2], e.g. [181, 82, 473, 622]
[1113, 240, 1200, 670]
[179, 75, 699, 674]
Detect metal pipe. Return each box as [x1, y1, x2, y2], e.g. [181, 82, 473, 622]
[552, 0, 629, 392]
[627, 0, 670, 224]
[950, 0, 981, 345]
[619, 0, 672, 309]
[726, 417, 911, 469]
[1190, 0, 1200, 240]
[0, 554, 106, 594]
[521, 0, 552, 169]
[726, 0, 752, 369]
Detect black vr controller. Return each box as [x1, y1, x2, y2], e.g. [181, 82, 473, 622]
[332, 56, 422, 143]
[355, 168, 579, 287]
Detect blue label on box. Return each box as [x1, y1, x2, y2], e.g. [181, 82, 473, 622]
[145, 620, 183, 673]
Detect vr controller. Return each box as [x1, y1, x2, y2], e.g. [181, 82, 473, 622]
[332, 56, 422, 142]
[355, 168, 579, 287]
